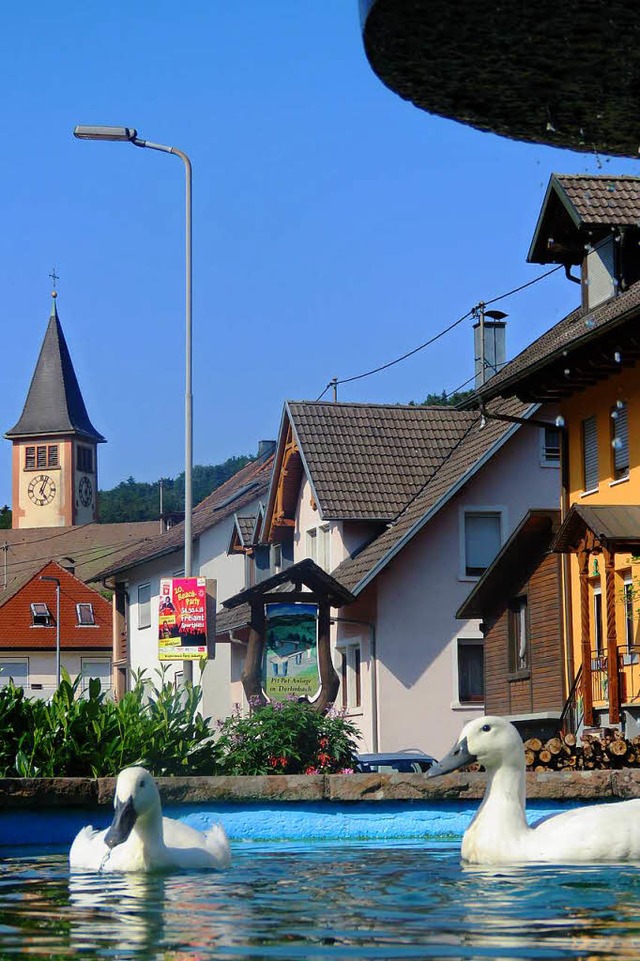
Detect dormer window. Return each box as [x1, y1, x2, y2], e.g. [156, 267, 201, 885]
[31, 603, 52, 627]
[76, 603, 95, 626]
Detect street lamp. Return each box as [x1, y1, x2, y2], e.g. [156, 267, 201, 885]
[73, 124, 194, 680]
[40, 575, 61, 690]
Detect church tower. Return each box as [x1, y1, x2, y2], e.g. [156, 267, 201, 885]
[5, 294, 106, 529]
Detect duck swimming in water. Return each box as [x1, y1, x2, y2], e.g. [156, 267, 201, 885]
[70, 766, 231, 872]
[428, 715, 640, 864]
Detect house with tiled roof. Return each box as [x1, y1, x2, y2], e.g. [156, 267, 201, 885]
[474, 173, 640, 737]
[0, 295, 161, 698]
[0, 559, 112, 699]
[93, 443, 276, 720]
[218, 397, 560, 758]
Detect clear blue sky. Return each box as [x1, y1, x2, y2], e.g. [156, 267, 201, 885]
[1, 2, 638, 509]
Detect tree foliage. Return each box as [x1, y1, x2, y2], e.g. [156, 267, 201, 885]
[409, 389, 475, 408]
[0, 505, 11, 529]
[97, 456, 252, 523]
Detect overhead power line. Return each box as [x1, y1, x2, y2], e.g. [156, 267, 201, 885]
[316, 264, 563, 401]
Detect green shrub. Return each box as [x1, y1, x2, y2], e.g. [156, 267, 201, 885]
[213, 699, 359, 775]
[11, 669, 221, 778]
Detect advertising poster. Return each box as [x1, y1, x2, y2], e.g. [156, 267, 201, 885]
[263, 602, 320, 702]
[158, 577, 208, 660]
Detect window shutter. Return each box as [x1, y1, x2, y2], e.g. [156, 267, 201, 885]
[586, 236, 616, 308]
[613, 403, 629, 477]
[464, 512, 501, 575]
[583, 417, 598, 491]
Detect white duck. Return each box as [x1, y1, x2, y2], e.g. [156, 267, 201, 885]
[69, 766, 231, 872]
[428, 715, 640, 864]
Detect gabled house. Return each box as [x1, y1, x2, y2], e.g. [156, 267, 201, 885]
[456, 509, 564, 739]
[0, 559, 112, 698]
[94, 444, 275, 718]
[218, 398, 560, 757]
[475, 173, 640, 736]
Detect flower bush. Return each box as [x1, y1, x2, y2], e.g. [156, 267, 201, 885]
[213, 698, 359, 776]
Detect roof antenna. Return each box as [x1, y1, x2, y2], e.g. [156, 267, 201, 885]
[331, 377, 338, 402]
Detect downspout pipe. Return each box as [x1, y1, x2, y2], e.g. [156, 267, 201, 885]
[330, 616, 379, 753]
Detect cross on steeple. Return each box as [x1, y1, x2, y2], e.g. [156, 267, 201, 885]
[49, 267, 59, 290]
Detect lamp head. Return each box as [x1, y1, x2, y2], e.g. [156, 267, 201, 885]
[73, 125, 137, 142]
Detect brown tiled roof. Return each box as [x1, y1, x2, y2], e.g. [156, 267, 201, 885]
[476, 278, 640, 401]
[286, 401, 478, 520]
[332, 397, 536, 594]
[236, 515, 256, 546]
[0, 520, 158, 603]
[556, 175, 640, 226]
[94, 452, 275, 579]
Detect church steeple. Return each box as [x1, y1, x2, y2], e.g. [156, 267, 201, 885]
[6, 293, 105, 443]
[5, 294, 105, 529]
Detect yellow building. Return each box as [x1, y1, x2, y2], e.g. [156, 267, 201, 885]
[478, 173, 640, 734]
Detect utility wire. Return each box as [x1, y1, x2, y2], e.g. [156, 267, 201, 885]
[317, 264, 564, 400]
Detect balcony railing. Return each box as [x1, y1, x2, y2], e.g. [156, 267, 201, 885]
[590, 646, 640, 709]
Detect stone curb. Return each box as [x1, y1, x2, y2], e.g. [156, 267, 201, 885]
[0, 769, 638, 809]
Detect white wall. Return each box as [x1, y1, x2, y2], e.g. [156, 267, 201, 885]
[124, 495, 263, 724]
[373, 422, 560, 759]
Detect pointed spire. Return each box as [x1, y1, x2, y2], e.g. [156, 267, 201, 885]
[5, 296, 106, 442]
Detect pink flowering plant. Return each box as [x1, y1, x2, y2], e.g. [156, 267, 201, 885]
[213, 698, 359, 776]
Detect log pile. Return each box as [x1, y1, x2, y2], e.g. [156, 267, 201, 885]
[524, 731, 640, 771]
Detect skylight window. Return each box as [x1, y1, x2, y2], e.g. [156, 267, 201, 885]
[30, 603, 52, 627]
[76, 603, 95, 626]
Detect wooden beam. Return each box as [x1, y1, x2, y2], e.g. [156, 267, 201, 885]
[578, 550, 594, 727]
[603, 548, 621, 725]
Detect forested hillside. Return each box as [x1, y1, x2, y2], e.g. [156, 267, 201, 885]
[97, 456, 252, 522]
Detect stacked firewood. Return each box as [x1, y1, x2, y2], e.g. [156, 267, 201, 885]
[524, 731, 640, 771]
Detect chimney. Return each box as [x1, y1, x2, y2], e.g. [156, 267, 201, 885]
[258, 440, 276, 458]
[474, 307, 507, 387]
[59, 556, 75, 575]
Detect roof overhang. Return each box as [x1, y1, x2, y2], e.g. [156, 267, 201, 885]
[361, 0, 640, 157]
[552, 504, 640, 554]
[223, 558, 356, 611]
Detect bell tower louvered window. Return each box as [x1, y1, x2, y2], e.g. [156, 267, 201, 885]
[611, 401, 629, 480]
[583, 416, 599, 492]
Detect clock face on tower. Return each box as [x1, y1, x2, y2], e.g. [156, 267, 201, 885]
[28, 474, 57, 506]
[79, 475, 93, 508]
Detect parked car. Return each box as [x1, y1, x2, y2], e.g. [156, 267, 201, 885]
[355, 750, 436, 774]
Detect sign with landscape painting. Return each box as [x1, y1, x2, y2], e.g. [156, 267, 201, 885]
[263, 602, 320, 702]
[158, 576, 208, 660]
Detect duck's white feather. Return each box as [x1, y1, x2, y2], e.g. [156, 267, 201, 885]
[69, 767, 231, 873]
[431, 716, 640, 864]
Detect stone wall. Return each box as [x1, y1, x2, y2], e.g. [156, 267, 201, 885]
[1, 769, 639, 809]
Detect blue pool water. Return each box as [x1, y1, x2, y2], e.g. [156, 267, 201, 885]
[1, 840, 640, 960]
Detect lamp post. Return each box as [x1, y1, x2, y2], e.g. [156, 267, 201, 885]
[40, 575, 61, 690]
[73, 125, 194, 682]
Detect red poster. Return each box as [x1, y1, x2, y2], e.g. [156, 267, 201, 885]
[158, 576, 207, 660]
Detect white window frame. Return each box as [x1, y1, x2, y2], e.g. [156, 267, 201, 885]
[540, 425, 560, 468]
[459, 507, 506, 581]
[76, 602, 95, 626]
[593, 583, 603, 655]
[306, 524, 331, 571]
[138, 584, 151, 630]
[455, 638, 484, 706]
[336, 639, 362, 712]
[0, 657, 28, 689]
[80, 658, 112, 695]
[30, 602, 52, 627]
[611, 401, 629, 482]
[623, 573, 636, 661]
